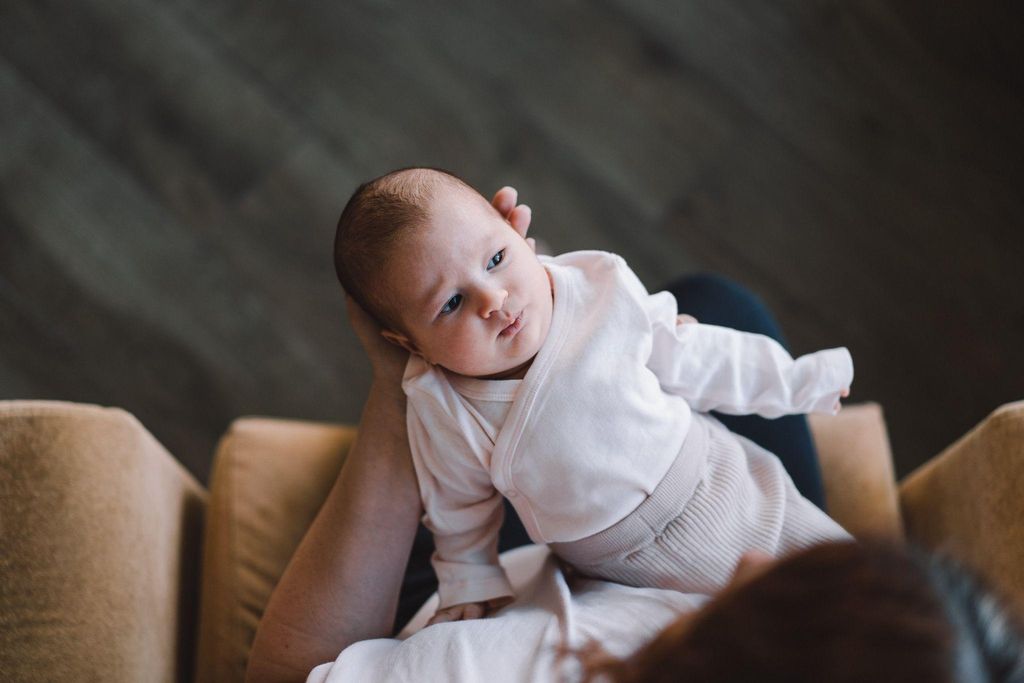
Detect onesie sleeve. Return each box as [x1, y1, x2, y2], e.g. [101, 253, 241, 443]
[406, 397, 515, 610]
[614, 257, 854, 418]
[648, 322, 853, 417]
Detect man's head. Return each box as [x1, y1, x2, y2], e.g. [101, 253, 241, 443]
[334, 167, 553, 379]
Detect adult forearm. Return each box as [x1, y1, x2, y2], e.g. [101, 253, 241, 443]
[245, 381, 421, 683]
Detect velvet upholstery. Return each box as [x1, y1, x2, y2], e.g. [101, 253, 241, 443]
[900, 400, 1024, 616]
[3, 399, 1021, 682]
[194, 418, 356, 683]
[194, 403, 898, 683]
[0, 401, 206, 683]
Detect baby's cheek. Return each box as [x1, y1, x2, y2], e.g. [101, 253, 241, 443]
[450, 333, 476, 358]
[443, 331, 487, 371]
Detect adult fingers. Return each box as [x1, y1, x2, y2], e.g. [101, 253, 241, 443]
[508, 204, 532, 234]
[345, 295, 383, 351]
[345, 296, 408, 381]
[491, 186, 517, 218]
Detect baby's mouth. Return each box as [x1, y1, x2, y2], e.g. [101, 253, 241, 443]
[499, 311, 524, 338]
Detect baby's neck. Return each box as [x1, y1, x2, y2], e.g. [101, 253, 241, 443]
[479, 356, 535, 380]
[445, 354, 535, 382]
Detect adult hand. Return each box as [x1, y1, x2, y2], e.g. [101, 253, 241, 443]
[250, 300, 421, 682]
[346, 295, 408, 385]
[491, 186, 536, 252]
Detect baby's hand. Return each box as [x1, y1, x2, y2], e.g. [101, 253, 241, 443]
[834, 387, 850, 413]
[676, 314, 698, 326]
[427, 601, 490, 626]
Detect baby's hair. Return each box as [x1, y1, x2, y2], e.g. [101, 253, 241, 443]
[333, 166, 476, 333]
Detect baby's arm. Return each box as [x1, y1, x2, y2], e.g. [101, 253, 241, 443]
[611, 256, 852, 417]
[406, 397, 516, 621]
[650, 316, 853, 417]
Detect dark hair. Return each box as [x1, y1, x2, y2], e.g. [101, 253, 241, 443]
[333, 166, 474, 332]
[581, 541, 1024, 682]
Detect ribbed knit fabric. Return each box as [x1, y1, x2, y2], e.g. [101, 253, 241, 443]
[550, 413, 851, 595]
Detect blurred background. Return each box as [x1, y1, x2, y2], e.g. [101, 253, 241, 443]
[1, 1, 1021, 483]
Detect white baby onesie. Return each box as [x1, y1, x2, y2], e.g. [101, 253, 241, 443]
[402, 250, 853, 608]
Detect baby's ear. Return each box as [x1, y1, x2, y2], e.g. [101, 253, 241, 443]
[380, 328, 420, 355]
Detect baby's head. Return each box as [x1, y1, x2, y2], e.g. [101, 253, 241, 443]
[334, 167, 553, 380]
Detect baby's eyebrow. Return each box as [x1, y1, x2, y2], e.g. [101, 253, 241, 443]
[420, 276, 448, 313]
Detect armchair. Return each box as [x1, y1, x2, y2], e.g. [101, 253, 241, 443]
[2, 398, 1022, 682]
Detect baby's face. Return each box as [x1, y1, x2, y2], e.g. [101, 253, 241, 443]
[381, 186, 553, 379]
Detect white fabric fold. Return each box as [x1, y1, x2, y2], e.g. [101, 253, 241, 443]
[306, 545, 707, 683]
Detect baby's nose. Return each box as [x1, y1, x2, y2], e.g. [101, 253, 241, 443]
[479, 288, 509, 318]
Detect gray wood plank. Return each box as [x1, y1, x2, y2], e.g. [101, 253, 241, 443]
[0, 59, 367, 480]
[1, 0, 1021, 480]
[164, 0, 702, 279]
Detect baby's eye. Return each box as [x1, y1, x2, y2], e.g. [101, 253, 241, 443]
[487, 249, 505, 270]
[440, 294, 462, 315]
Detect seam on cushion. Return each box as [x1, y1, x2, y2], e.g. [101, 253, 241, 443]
[0, 399, 109, 416]
[222, 426, 242, 680]
[230, 416, 352, 441]
[223, 420, 264, 679]
[202, 424, 242, 682]
[989, 402, 1024, 428]
[904, 404, 1018, 485]
[0, 403, 119, 425]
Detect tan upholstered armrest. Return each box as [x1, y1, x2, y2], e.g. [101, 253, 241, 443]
[809, 402, 902, 541]
[0, 400, 206, 683]
[899, 401, 1024, 615]
[195, 417, 356, 683]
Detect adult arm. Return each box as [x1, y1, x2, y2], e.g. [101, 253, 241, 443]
[246, 186, 533, 682]
[245, 299, 420, 683]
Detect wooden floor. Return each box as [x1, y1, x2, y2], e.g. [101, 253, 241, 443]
[1, 0, 1021, 483]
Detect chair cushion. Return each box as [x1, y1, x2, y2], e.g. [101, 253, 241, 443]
[198, 404, 899, 681]
[194, 417, 355, 683]
[809, 402, 903, 540]
[899, 401, 1024, 615]
[0, 400, 206, 683]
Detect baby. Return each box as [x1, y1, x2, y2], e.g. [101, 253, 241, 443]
[334, 166, 853, 625]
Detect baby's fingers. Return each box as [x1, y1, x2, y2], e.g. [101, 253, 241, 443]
[427, 607, 458, 626]
[461, 602, 486, 620]
[427, 602, 488, 626]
